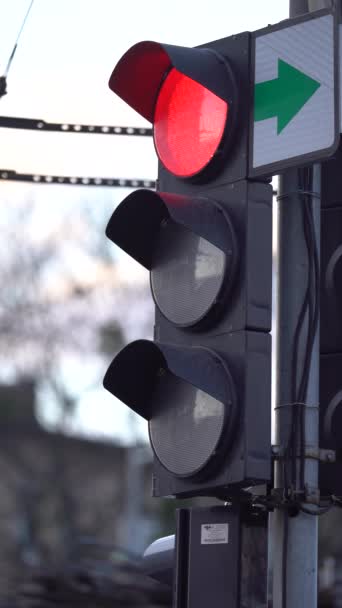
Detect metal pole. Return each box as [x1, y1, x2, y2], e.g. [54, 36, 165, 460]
[272, 0, 324, 605]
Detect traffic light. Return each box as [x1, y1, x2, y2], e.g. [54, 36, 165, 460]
[104, 35, 273, 499]
[320, 145, 342, 496]
[109, 36, 251, 185]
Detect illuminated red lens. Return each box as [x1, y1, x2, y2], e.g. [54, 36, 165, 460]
[153, 68, 228, 178]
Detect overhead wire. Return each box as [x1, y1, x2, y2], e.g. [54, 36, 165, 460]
[3, 0, 34, 77]
[1, 0, 35, 98]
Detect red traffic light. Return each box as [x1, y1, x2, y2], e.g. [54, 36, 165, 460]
[154, 68, 228, 177]
[109, 41, 238, 179]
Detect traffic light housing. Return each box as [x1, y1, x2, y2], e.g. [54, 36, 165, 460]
[320, 146, 342, 496]
[104, 34, 273, 499]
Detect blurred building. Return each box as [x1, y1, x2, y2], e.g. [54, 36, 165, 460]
[0, 380, 158, 598]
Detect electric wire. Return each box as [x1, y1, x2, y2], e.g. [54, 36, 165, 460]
[284, 182, 311, 499]
[299, 197, 319, 489]
[279, 166, 320, 608]
[289, 282, 310, 490]
[298, 172, 320, 403]
[291, 196, 313, 491]
[282, 511, 288, 608]
[286, 167, 319, 499]
[3, 0, 35, 77]
[296, 171, 320, 492]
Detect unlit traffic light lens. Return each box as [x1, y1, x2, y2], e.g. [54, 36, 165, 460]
[149, 370, 226, 477]
[154, 68, 228, 178]
[150, 218, 226, 327]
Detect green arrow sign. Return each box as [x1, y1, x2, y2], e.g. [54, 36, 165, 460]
[254, 59, 321, 134]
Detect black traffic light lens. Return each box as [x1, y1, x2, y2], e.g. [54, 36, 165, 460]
[149, 369, 227, 477]
[151, 218, 226, 327]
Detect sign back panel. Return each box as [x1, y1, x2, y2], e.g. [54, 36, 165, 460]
[249, 10, 339, 177]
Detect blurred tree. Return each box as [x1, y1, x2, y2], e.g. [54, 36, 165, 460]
[0, 194, 158, 599]
[99, 322, 125, 358]
[0, 195, 152, 431]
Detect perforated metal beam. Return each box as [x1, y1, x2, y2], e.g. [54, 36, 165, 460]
[0, 116, 152, 136]
[0, 169, 155, 188]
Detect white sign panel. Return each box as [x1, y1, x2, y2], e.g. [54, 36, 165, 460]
[250, 11, 339, 177]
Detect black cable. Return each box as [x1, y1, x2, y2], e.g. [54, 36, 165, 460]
[3, 0, 34, 77]
[299, 174, 320, 402]
[298, 172, 320, 489]
[299, 201, 319, 489]
[290, 285, 310, 487]
[297, 197, 313, 489]
[282, 510, 288, 608]
[288, 174, 304, 493]
[287, 168, 319, 497]
[0, 0, 35, 99]
[280, 168, 320, 608]
[287, 172, 311, 494]
[282, 245, 306, 500]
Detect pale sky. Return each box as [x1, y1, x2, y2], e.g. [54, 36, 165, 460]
[0, 0, 288, 443]
[0, 0, 289, 181]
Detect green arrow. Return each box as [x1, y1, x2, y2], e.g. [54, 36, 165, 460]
[254, 59, 320, 134]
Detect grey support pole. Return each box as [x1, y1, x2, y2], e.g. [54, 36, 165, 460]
[272, 1, 325, 606]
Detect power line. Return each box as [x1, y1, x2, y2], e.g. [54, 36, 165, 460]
[0, 170, 155, 188]
[0, 116, 153, 136]
[0, 0, 35, 99]
[3, 0, 35, 77]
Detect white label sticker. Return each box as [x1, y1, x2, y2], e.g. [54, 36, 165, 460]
[201, 523, 229, 545]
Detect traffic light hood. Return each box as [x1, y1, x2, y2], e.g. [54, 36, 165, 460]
[103, 339, 237, 422]
[105, 189, 237, 270]
[109, 40, 237, 122]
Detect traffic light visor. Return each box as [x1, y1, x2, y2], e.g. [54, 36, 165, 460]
[106, 190, 237, 327]
[103, 340, 238, 478]
[109, 41, 238, 177]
